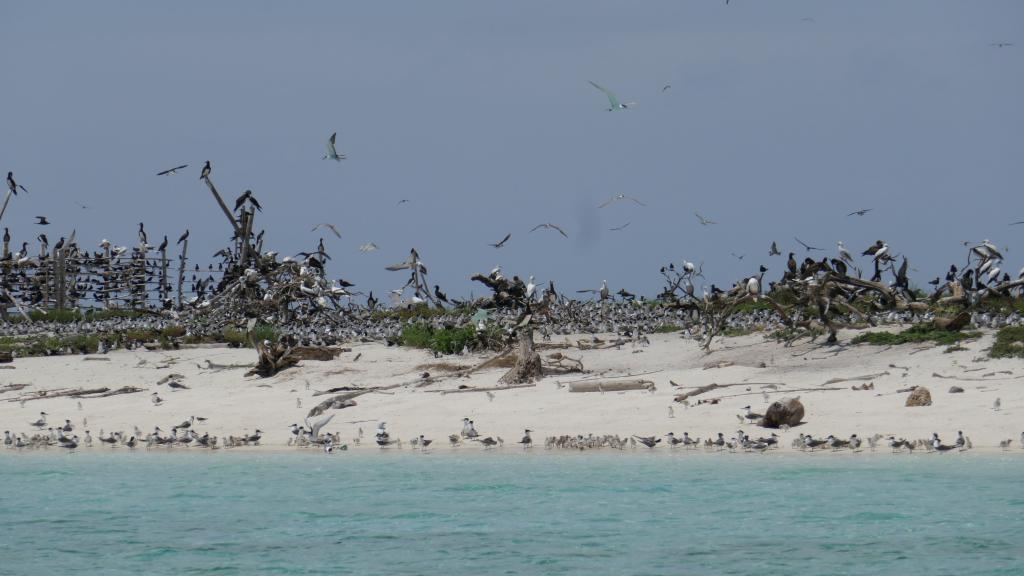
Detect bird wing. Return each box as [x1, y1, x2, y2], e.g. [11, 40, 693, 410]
[493, 233, 511, 246]
[1010, 221, 1024, 225]
[305, 413, 335, 438]
[610, 222, 631, 231]
[157, 164, 188, 176]
[627, 196, 646, 206]
[326, 132, 339, 157]
[385, 262, 410, 271]
[588, 81, 620, 108]
[529, 224, 545, 233]
[551, 223, 568, 237]
[597, 197, 614, 208]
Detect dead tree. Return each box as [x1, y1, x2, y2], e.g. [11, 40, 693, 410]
[470, 271, 543, 384]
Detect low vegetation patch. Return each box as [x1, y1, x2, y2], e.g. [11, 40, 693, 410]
[851, 325, 981, 346]
[401, 323, 502, 355]
[989, 326, 1024, 359]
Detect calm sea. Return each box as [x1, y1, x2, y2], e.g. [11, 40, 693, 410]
[1, 452, 1022, 575]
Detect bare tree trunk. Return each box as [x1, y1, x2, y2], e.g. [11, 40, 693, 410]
[499, 328, 543, 385]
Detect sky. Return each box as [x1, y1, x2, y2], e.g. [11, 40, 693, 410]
[1, 1, 1021, 301]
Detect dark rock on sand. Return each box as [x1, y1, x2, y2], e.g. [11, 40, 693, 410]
[762, 397, 804, 428]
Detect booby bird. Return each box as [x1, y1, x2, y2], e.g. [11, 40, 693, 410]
[530, 222, 568, 238]
[323, 132, 346, 161]
[861, 240, 885, 257]
[598, 194, 646, 208]
[837, 241, 854, 264]
[871, 243, 889, 262]
[794, 237, 823, 252]
[588, 81, 636, 111]
[311, 223, 341, 238]
[7, 171, 27, 195]
[157, 164, 188, 176]
[200, 161, 211, 179]
[35, 216, 50, 225]
[769, 241, 781, 256]
[847, 208, 872, 217]
[489, 233, 511, 248]
[694, 212, 716, 226]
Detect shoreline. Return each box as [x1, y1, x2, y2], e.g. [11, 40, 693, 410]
[2, 328, 1022, 456]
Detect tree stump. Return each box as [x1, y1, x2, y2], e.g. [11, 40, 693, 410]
[247, 340, 299, 377]
[499, 328, 542, 385]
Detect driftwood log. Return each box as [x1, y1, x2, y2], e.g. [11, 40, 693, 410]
[247, 340, 299, 377]
[568, 379, 653, 393]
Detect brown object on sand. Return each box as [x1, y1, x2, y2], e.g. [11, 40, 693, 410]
[762, 397, 804, 428]
[247, 340, 299, 377]
[0, 351, 12, 363]
[932, 312, 970, 332]
[905, 386, 932, 407]
[568, 379, 654, 393]
[290, 346, 343, 361]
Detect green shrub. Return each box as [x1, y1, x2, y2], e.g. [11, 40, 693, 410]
[852, 325, 981, 346]
[990, 326, 1024, 359]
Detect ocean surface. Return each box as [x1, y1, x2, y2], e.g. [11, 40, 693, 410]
[1, 452, 1022, 575]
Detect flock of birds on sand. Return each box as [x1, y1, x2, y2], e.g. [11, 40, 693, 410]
[7, 410, 1024, 455]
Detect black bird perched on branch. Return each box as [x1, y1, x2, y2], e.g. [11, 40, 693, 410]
[157, 164, 188, 176]
[234, 190, 262, 212]
[862, 240, 885, 257]
[138, 222, 147, 245]
[177, 229, 189, 245]
[7, 171, 27, 195]
[200, 161, 211, 180]
[157, 236, 168, 252]
[433, 285, 449, 303]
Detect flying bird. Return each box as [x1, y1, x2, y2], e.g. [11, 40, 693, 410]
[794, 237, 823, 252]
[35, 216, 50, 225]
[396, 199, 410, 206]
[991, 42, 1013, 48]
[661, 84, 671, 92]
[157, 164, 188, 176]
[359, 242, 379, 252]
[598, 194, 646, 208]
[847, 208, 873, 217]
[530, 223, 568, 238]
[609, 222, 631, 231]
[694, 212, 716, 226]
[323, 132, 346, 161]
[588, 81, 635, 111]
[199, 161, 211, 180]
[311, 223, 341, 238]
[7, 172, 28, 195]
[769, 241, 781, 256]
[489, 233, 511, 248]
[1010, 221, 1024, 225]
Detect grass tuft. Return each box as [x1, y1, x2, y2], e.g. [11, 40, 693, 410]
[852, 325, 981, 346]
[989, 326, 1024, 359]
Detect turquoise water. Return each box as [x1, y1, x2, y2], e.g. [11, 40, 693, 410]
[1, 453, 1022, 575]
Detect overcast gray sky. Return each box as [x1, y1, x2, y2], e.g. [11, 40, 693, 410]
[2, 1, 1021, 299]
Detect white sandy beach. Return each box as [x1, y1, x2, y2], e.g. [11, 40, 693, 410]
[2, 328, 1021, 452]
